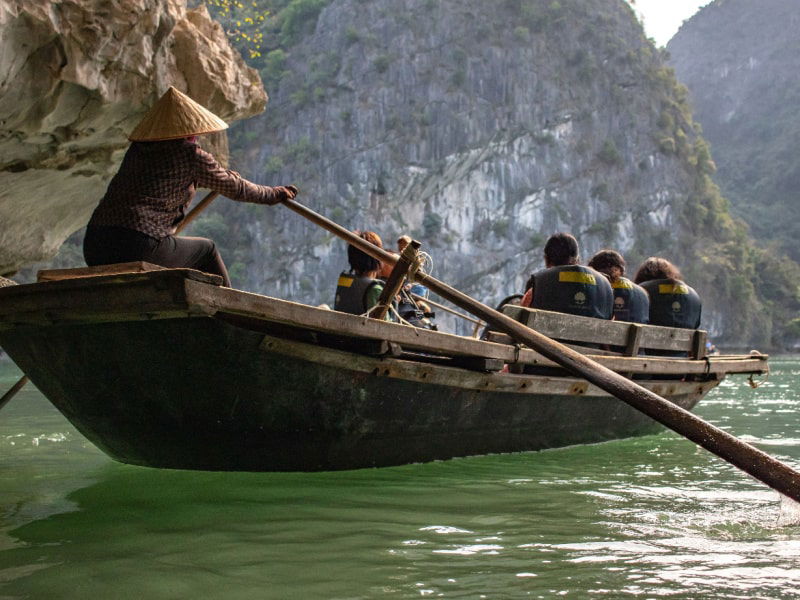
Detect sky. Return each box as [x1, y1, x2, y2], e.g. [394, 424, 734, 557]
[629, 0, 715, 46]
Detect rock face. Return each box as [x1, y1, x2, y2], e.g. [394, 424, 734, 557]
[667, 0, 800, 263]
[0, 0, 266, 274]
[217, 0, 795, 344]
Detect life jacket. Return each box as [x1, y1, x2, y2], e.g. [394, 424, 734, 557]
[334, 271, 382, 315]
[639, 279, 702, 329]
[611, 277, 650, 323]
[531, 265, 613, 319]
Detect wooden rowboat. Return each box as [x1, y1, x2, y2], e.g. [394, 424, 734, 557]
[0, 263, 769, 472]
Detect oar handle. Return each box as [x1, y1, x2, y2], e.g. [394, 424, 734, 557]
[281, 197, 800, 503]
[176, 190, 220, 234]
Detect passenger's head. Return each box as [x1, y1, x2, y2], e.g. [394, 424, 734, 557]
[397, 235, 412, 252]
[633, 257, 682, 284]
[543, 233, 580, 267]
[348, 230, 383, 275]
[588, 250, 626, 281]
[379, 250, 398, 279]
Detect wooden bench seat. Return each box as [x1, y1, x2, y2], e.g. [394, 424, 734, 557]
[501, 305, 707, 359]
[37, 262, 223, 286]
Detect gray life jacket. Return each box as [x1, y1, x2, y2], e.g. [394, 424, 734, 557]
[639, 278, 702, 329]
[611, 277, 650, 323]
[334, 271, 382, 315]
[531, 265, 613, 319]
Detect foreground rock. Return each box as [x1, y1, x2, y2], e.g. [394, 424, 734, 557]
[0, 0, 266, 275]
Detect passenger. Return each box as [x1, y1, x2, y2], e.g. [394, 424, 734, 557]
[83, 87, 297, 287]
[521, 233, 613, 319]
[334, 231, 395, 319]
[587, 250, 649, 323]
[633, 257, 701, 329]
[381, 247, 437, 329]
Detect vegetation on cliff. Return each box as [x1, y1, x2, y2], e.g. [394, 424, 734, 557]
[27, 0, 799, 347]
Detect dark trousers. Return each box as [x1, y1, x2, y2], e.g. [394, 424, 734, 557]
[83, 225, 231, 286]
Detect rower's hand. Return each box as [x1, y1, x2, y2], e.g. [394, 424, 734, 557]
[272, 185, 298, 204]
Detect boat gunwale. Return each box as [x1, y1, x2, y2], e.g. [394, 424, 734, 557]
[0, 269, 769, 378]
[259, 331, 721, 398]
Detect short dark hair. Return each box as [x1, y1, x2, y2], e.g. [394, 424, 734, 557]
[633, 256, 682, 284]
[544, 233, 580, 266]
[348, 230, 383, 274]
[588, 249, 626, 274]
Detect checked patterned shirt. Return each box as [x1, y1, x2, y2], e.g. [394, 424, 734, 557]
[88, 138, 282, 238]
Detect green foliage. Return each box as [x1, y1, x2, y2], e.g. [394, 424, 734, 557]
[491, 218, 510, 238]
[344, 26, 360, 45]
[262, 48, 288, 90]
[597, 139, 622, 165]
[279, 0, 328, 46]
[423, 212, 443, 240]
[513, 26, 530, 42]
[373, 54, 391, 74]
[202, 0, 270, 58]
[263, 154, 284, 176]
[282, 137, 318, 165]
[450, 68, 466, 88]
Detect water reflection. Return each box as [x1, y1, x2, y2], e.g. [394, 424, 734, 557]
[1, 360, 799, 598]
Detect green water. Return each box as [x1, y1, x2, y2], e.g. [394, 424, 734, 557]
[1, 358, 799, 599]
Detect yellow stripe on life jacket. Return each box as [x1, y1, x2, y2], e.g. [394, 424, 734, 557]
[558, 271, 596, 285]
[337, 275, 355, 288]
[658, 283, 689, 294]
[612, 279, 633, 289]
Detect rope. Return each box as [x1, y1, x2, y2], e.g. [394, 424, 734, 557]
[360, 303, 415, 327]
[408, 251, 433, 283]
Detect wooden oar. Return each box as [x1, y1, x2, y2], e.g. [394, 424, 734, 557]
[176, 191, 220, 234]
[411, 293, 485, 328]
[0, 189, 220, 412]
[281, 197, 800, 503]
[0, 375, 28, 411]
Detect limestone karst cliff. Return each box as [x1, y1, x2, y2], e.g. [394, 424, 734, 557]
[0, 0, 266, 274]
[3, 0, 797, 346]
[200, 0, 796, 345]
[668, 0, 800, 265]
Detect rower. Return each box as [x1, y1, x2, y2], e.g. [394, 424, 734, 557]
[521, 233, 613, 319]
[83, 86, 297, 287]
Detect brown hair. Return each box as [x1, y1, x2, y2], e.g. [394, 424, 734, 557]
[588, 249, 626, 275]
[544, 233, 580, 266]
[633, 257, 682, 284]
[348, 231, 383, 275]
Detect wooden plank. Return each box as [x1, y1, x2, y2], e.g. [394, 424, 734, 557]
[0, 271, 768, 377]
[692, 330, 708, 360]
[625, 324, 644, 357]
[37, 261, 166, 282]
[0, 271, 217, 328]
[183, 282, 768, 377]
[257, 333, 720, 398]
[503, 305, 700, 353]
[484, 331, 623, 357]
[184, 279, 518, 361]
[36, 263, 222, 286]
[451, 357, 505, 372]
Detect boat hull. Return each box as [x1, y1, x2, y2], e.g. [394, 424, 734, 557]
[0, 316, 712, 471]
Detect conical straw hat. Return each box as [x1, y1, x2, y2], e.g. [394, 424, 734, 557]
[128, 86, 228, 141]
